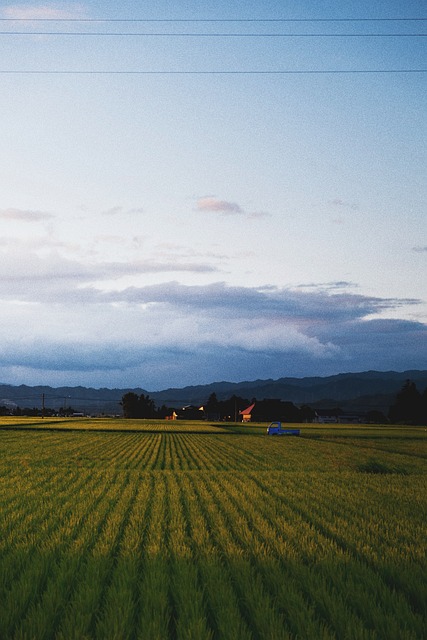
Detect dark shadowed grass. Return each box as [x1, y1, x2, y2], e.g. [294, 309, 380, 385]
[357, 458, 409, 475]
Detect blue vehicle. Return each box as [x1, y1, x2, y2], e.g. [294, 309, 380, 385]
[267, 422, 300, 436]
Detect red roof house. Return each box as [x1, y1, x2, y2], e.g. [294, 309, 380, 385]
[239, 402, 255, 422]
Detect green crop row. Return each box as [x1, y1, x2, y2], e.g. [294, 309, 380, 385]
[0, 422, 425, 638]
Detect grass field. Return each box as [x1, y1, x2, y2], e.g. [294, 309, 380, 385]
[0, 417, 425, 639]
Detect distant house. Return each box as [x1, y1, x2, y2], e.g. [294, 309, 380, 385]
[239, 402, 255, 423]
[337, 414, 364, 424]
[176, 405, 205, 420]
[314, 409, 364, 424]
[314, 409, 339, 424]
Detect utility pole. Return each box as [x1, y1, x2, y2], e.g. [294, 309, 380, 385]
[42, 393, 45, 419]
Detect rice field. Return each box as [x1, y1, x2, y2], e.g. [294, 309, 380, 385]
[0, 417, 425, 639]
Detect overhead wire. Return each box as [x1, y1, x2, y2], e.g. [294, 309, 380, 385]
[1, 31, 425, 37]
[0, 17, 425, 22]
[0, 69, 425, 75]
[1, 16, 424, 76]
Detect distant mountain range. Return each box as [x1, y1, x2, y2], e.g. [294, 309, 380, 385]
[1, 370, 427, 416]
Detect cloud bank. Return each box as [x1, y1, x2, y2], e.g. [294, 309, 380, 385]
[0, 245, 425, 389]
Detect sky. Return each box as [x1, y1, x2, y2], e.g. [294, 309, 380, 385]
[0, 0, 426, 391]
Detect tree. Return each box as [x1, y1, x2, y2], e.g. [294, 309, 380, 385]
[366, 410, 388, 424]
[206, 392, 219, 411]
[388, 380, 422, 424]
[205, 392, 220, 420]
[300, 404, 316, 423]
[251, 399, 302, 423]
[121, 392, 141, 419]
[157, 404, 174, 419]
[222, 395, 250, 421]
[121, 392, 157, 419]
[420, 387, 427, 425]
[139, 393, 156, 419]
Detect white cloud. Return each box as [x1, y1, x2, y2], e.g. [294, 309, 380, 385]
[0, 208, 53, 221]
[0, 247, 218, 302]
[196, 196, 270, 219]
[1, 3, 88, 20]
[196, 197, 243, 214]
[101, 206, 144, 217]
[102, 206, 124, 216]
[247, 211, 271, 219]
[179, 316, 340, 358]
[329, 199, 359, 210]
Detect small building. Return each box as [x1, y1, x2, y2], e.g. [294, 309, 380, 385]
[176, 405, 205, 420]
[337, 414, 364, 424]
[314, 409, 364, 424]
[314, 409, 339, 423]
[239, 402, 255, 423]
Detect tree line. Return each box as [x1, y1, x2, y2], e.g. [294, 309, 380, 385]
[121, 380, 427, 425]
[120, 391, 314, 422]
[0, 405, 79, 417]
[1, 379, 424, 423]
[120, 393, 172, 419]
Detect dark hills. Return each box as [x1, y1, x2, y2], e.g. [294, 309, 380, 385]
[1, 370, 426, 416]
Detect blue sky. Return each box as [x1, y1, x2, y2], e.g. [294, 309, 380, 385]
[0, 1, 426, 390]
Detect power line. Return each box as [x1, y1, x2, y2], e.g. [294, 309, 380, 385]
[1, 69, 425, 75]
[0, 17, 425, 22]
[1, 31, 426, 37]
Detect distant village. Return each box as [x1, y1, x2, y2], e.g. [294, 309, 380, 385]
[120, 381, 426, 425]
[1, 380, 425, 425]
[119, 391, 378, 423]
